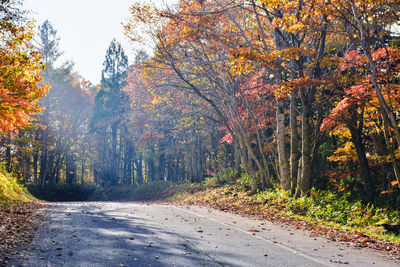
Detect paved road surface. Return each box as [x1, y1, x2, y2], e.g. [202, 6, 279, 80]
[8, 202, 400, 266]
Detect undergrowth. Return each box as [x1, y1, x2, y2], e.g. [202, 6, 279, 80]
[0, 167, 35, 204]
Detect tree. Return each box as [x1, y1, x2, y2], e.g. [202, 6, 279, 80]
[37, 20, 62, 68]
[0, 2, 48, 135]
[91, 39, 129, 185]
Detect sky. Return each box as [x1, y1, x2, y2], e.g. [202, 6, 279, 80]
[23, 0, 145, 84]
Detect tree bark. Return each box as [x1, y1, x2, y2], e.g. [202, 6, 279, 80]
[39, 130, 48, 189]
[158, 153, 166, 181]
[276, 100, 290, 190]
[348, 120, 374, 203]
[111, 125, 118, 185]
[33, 148, 38, 186]
[297, 90, 312, 196]
[289, 94, 299, 191]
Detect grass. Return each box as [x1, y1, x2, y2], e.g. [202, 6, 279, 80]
[0, 168, 36, 204]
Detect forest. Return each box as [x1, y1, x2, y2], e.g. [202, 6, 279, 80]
[1, 0, 400, 211]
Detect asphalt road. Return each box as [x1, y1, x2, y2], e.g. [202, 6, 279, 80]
[8, 202, 400, 267]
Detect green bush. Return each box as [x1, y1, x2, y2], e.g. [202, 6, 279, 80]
[237, 172, 252, 189]
[216, 167, 238, 184]
[202, 177, 219, 187]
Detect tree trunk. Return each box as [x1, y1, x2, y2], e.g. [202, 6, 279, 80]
[348, 120, 374, 203]
[81, 155, 86, 185]
[174, 153, 182, 182]
[39, 130, 48, 189]
[276, 100, 290, 190]
[111, 125, 118, 185]
[5, 137, 11, 173]
[289, 94, 299, 191]
[33, 149, 38, 186]
[158, 153, 166, 181]
[66, 151, 76, 186]
[297, 90, 312, 196]
[135, 152, 143, 185]
[147, 157, 155, 182]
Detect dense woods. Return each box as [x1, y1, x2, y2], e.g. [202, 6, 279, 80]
[1, 0, 400, 210]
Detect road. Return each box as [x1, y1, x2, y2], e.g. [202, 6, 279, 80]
[8, 202, 399, 267]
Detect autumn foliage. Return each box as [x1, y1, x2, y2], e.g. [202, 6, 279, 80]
[119, 0, 400, 206]
[0, 22, 48, 134]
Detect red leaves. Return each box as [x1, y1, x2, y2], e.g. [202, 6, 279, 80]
[355, 231, 366, 237]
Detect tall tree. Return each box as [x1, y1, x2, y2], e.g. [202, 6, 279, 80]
[91, 39, 129, 185]
[0, 2, 48, 135]
[37, 20, 62, 68]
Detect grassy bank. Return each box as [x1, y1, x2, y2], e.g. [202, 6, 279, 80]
[0, 168, 35, 204]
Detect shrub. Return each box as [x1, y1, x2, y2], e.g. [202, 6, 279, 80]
[202, 177, 219, 187]
[216, 167, 238, 184]
[237, 172, 252, 190]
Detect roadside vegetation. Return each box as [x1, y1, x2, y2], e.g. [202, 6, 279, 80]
[0, 167, 35, 204]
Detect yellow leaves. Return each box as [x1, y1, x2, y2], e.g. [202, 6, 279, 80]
[0, 21, 48, 135]
[151, 94, 162, 106]
[328, 141, 357, 162]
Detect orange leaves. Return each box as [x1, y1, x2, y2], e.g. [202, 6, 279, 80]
[0, 23, 48, 135]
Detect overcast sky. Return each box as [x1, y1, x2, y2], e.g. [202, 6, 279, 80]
[23, 0, 146, 84]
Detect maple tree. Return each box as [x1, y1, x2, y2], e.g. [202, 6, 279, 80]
[0, 20, 48, 134]
[121, 0, 400, 204]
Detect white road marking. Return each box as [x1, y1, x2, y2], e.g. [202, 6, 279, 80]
[174, 206, 333, 267]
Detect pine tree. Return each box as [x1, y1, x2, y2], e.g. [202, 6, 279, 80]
[91, 39, 129, 185]
[37, 20, 63, 68]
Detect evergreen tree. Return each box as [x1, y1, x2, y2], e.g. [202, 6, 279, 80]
[91, 39, 129, 185]
[37, 20, 63, 68]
